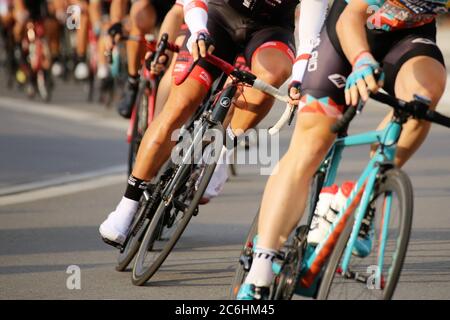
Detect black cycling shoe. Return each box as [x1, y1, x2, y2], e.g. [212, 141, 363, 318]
[117, 77, 139, 119]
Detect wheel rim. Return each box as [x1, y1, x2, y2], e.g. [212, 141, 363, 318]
[325, 187, 408, 299]
[132, 164, 201, 281]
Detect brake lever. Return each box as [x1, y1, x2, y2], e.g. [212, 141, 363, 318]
[356, 98, 366, 114]
[288, 105, 297, 126]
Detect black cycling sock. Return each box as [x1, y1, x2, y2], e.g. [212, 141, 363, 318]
[124, 175, 150, 201]
[127, 74, 139, 89]
[77, 55, 86, 63]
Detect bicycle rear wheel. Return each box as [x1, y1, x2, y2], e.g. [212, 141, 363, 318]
[316, 168, 413, 300]
[229, 212, 259, 299]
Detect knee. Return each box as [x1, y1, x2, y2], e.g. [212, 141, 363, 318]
[395, 57, 447, 110]
[411, 83, 446, 110]
[161, 93, 197, 127]
[255, 65, 292, 88]
[130, 0, 155, 33]
[285, 135, 331, 179]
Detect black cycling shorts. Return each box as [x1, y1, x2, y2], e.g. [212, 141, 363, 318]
[24, 0, 47, 21]
[174, 0, 296, 87]
[302, 0, 445, 108]
[150, 0, 176, 25]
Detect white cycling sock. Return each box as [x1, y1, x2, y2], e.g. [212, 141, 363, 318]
[110, 197, 139, 234]
[244, 247, 277, 287]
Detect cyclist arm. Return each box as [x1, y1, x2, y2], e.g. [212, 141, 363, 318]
[291, 0, 327, 84]
[336, 0, 383, 106]
[336, 0, 371, 67]
[158, 3, 184, 44]
[182, 0, 212, 60]
[289, 0, 327, 104]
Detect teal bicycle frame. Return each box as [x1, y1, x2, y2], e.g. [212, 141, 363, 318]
[297, 115, 403, 290]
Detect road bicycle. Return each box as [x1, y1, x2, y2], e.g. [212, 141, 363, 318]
[113, 67, 232, 273]
[231, 90, 450, 300]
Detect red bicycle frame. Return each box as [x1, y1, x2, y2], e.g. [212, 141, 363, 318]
[125, 35, 179, 143]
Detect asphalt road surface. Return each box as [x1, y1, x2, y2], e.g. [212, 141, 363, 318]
[1, 31, 450, 300]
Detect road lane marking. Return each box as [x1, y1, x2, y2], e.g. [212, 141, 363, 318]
[0, 96, 128, 131]
[0, 165, 127, 206]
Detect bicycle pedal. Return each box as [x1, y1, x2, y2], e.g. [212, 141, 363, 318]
[173, 199, 188, 212]
[101, 237, 123, 250]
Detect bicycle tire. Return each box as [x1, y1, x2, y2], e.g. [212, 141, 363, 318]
[229, 212, 259, 299]
[316, 168, 413, 300]
[115, 199, 151, 272]
[127, 82, 149, 175]
[131, 161, 217, 286]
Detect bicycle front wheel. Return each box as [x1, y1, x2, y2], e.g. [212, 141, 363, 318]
[229, 212, 259, 299]
[116, 196, 152, 272]
[131, 161, 217, 286]
[317, 168, 413, 300]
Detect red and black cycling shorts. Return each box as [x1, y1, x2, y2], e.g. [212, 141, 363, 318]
[172, 0, 296, 90]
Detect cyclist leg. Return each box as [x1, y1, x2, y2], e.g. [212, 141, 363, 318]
[154, 4, 185, 115]
[203, 27, 295, 202]
[12, 0, 28, 43]
[100, 11, 238, 245]
[132, 12, 237, 181]
[90, 0, 110, 80]
[73, 0, 90, 80]
[232, 30, 295, 133]
[117, 0, 156, 118]
[44, 1, 63, 76]
[240, 26, 347, 294]
[128, 0, 155, 76]
[370, 32, 446, 167]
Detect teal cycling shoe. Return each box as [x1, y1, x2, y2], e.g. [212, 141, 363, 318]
[352, 205, 375, 258]
[352, 227, 374, 258]
[236, 284, 269, 300]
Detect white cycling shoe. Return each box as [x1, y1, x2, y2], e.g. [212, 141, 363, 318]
[97, 64, 110, 80]
[200, 146, 232, 204]
[74, 62, 89, 80]
[99, 197, 138, 247]
[51, 61, 63, 77]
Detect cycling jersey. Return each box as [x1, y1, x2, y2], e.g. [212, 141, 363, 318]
[225, 0, 299, 22]
[173, 0, 297, 89]
[362, 0, 449, 31]
[300, 0, 445, 117]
